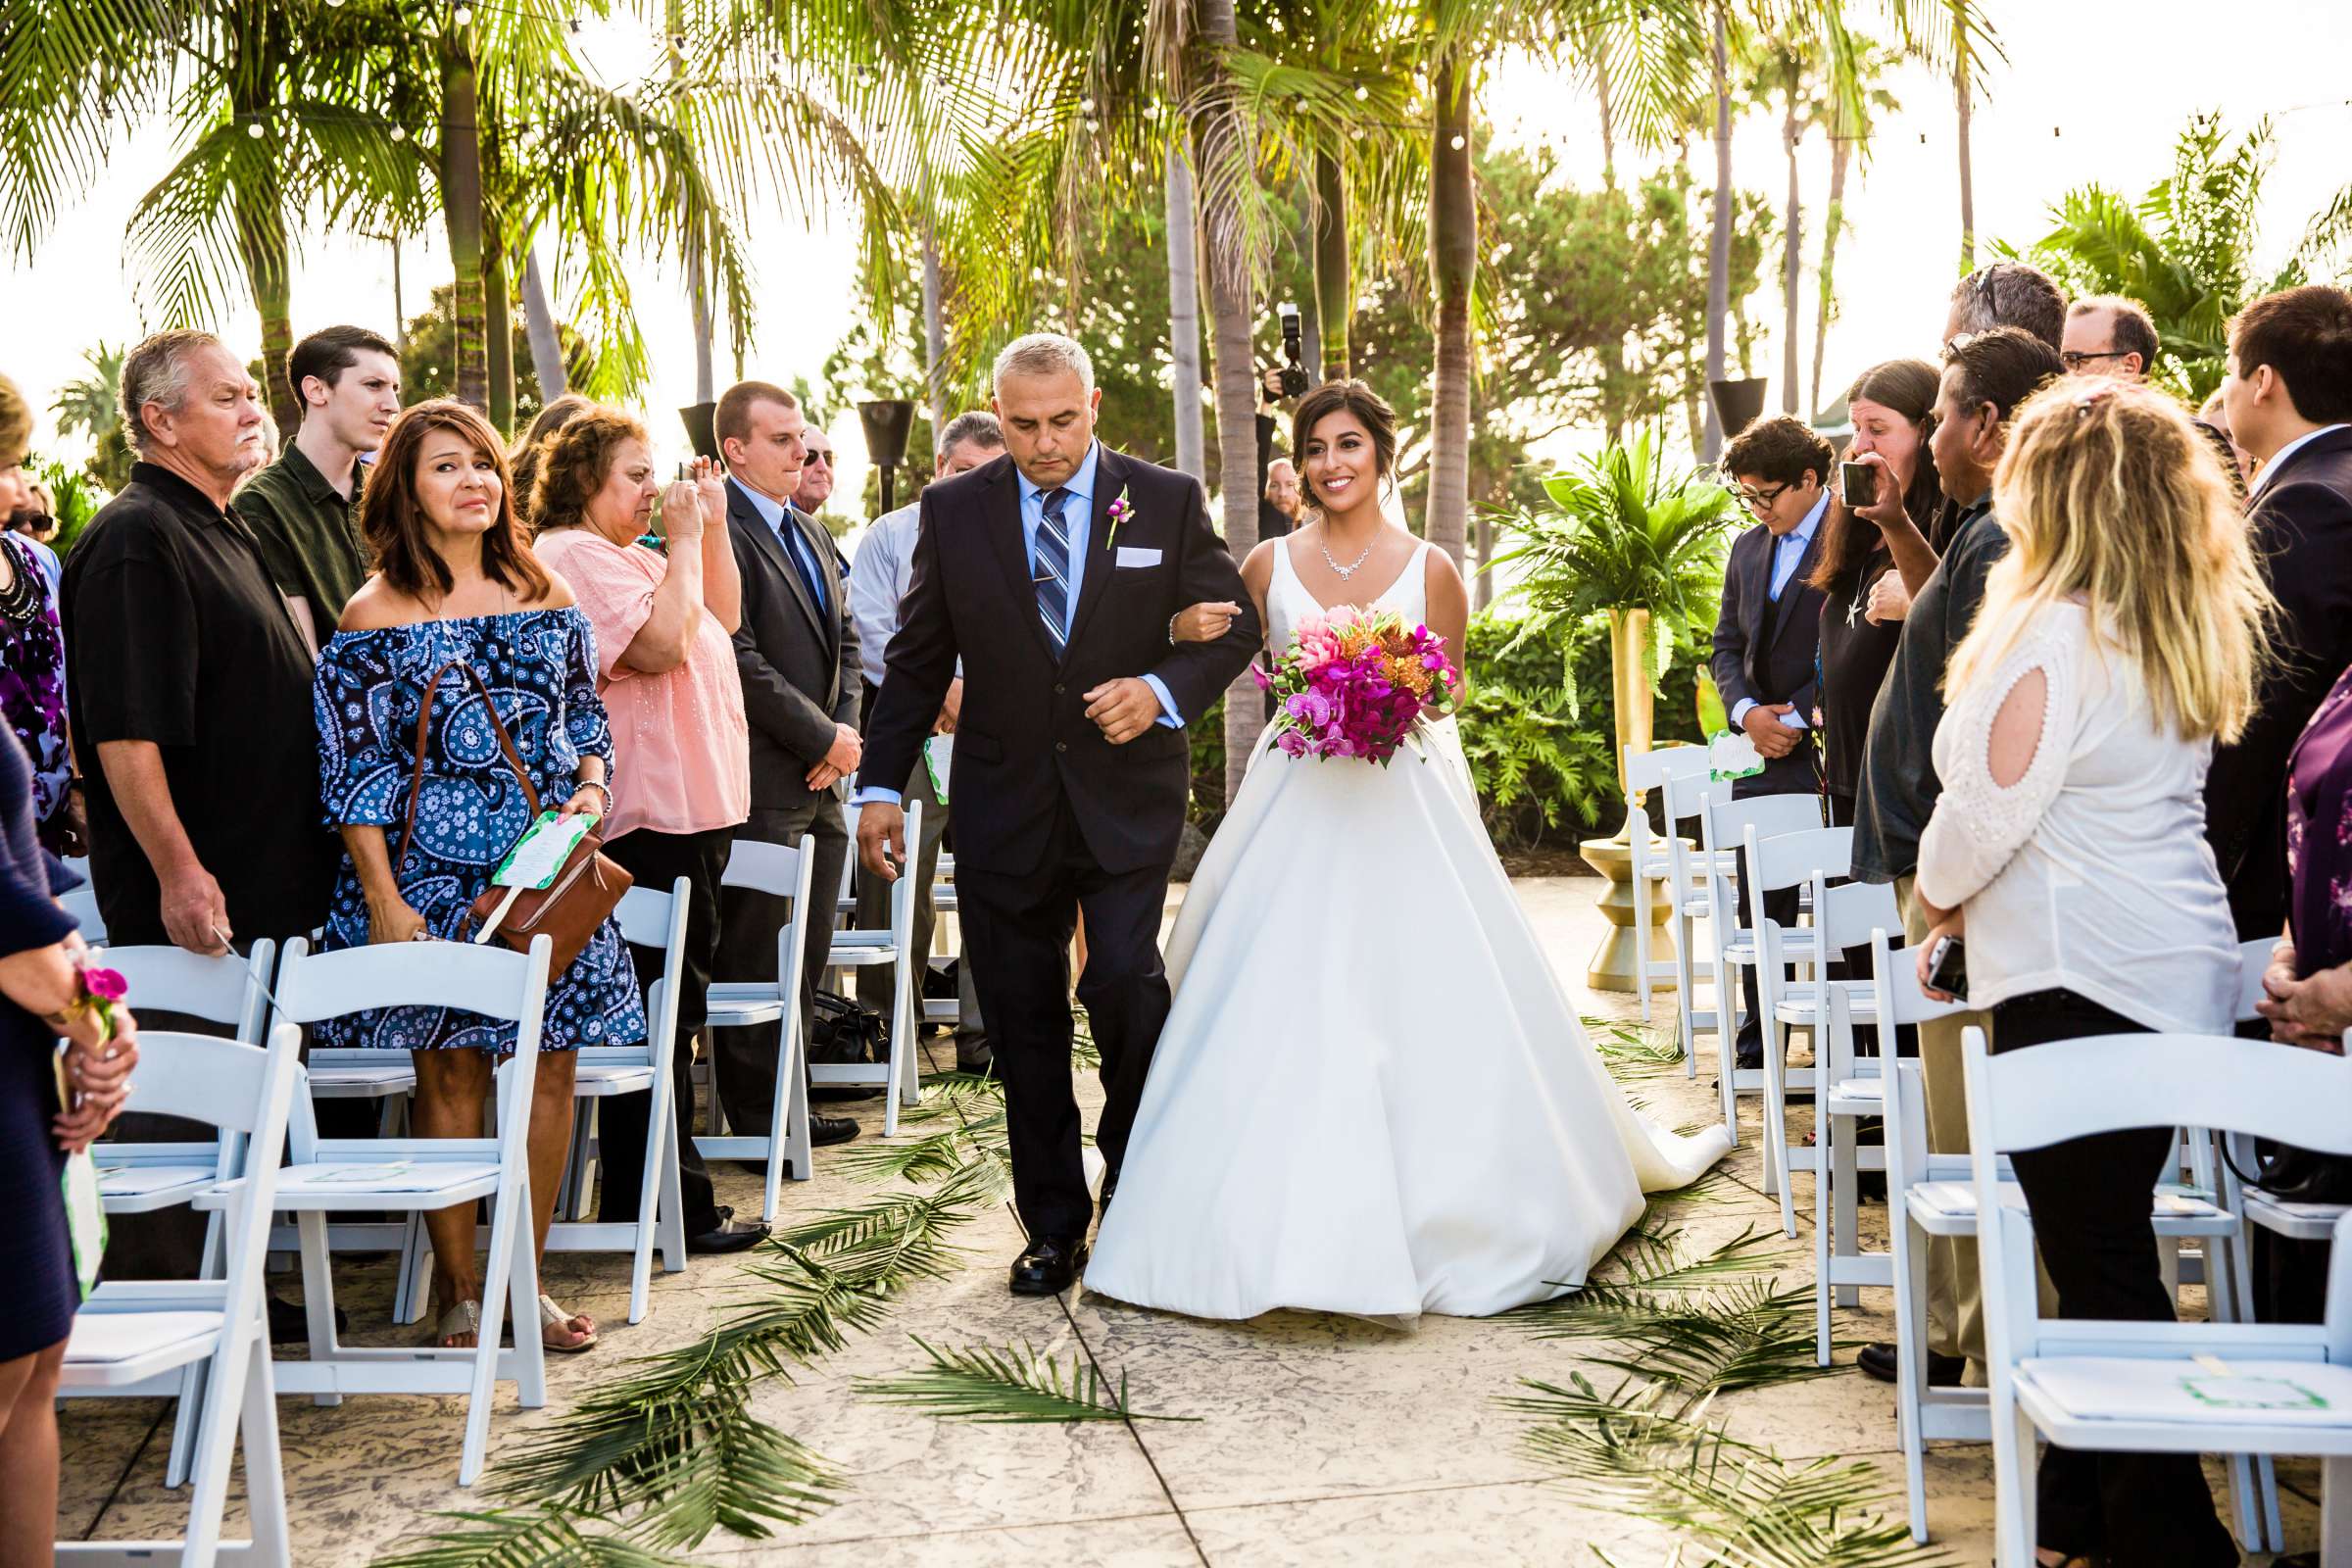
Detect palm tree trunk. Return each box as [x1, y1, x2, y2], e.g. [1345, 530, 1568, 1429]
[1164, 138, 1205, 482]
[1595, 42, 1618, 187]
[438, 24, 488, 413]
[1702, 3, 1732, 460]
[1426, 57, 1474, 569]
[1197, 0, 1264, 806]
[484, 210, 514, 435]
[920, 215, 948, 441]
[1311, 147, 1349, 381]
[1953, 8, 1975, 270]
[668, 0, 714, 401]
[522, 245, 568, 403]
[233, 180, 300, 439]
[1781, 87, 1801, 416]
[1810, 136, 1851, 415]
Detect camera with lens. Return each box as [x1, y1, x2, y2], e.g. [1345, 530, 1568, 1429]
[1274, 302, 1309, 398]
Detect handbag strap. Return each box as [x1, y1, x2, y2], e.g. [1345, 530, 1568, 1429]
[393, 657, 542, 870]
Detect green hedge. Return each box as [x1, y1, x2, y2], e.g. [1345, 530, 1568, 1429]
[1189, 608, 1720, 850]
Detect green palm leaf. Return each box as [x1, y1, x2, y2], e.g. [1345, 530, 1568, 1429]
[373, 1506, 696, 1568]
[1588, 1017, 1686, 1081]
[855, 1336, 1197, 1424]
[1510, 1224, 1793, 1330]
[833, 1127, 971, 1185]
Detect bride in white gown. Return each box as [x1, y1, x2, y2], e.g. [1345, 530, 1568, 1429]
[1085, 380, 1732, 1322]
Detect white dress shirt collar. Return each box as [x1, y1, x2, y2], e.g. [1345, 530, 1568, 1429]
[2253, 424, 2352, 499]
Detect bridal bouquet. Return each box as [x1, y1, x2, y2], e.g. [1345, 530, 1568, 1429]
[1253, 609, 1458, 764]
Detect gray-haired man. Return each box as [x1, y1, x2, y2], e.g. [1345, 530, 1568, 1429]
[847, 411, 1005, 1071]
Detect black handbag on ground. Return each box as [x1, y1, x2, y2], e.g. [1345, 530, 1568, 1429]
[808, 989, 885, 1066]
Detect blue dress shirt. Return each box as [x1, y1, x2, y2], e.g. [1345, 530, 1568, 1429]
[733, 479, 830, 613]
[852, 442, 1178, 809]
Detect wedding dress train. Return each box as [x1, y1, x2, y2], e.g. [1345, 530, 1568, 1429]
[1084, 539, 1732, 1321]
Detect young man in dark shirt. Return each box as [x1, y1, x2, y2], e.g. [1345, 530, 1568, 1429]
[235, 324, 401, 654]
[1847, 326, 2064, 1388]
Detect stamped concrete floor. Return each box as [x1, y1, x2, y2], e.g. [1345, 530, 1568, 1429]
[57, 881, 2328, 1564]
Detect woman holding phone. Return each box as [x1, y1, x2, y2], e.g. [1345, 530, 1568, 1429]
[1807, 359, 1943, 828]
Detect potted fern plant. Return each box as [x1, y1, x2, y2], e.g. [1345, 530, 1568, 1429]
[1493, 426, 1738, 842]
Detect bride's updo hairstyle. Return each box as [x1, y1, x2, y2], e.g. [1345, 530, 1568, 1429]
[1290, 378, 1398, 514]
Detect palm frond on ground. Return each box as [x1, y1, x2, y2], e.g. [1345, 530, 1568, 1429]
[1527, 1275, 1834, 1401]
[1515, 1376, 1953, 1568]
[833, 1126, 971, 1185]
[1516, 1224, 1795, 1323]
[855, 1336, 1195, 1424]
[903, 1071, 1004, 1125]
[1590, 1017, 1688, 1081]
[1640, 1163, 1745, 1215]
[372, 1505, 697, 1568]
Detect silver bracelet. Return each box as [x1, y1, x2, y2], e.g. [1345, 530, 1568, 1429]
[1168, 612, 1181, 647]
[579, 779, 615, 816]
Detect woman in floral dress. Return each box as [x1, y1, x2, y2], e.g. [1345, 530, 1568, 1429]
[314, 400, 643, 1352]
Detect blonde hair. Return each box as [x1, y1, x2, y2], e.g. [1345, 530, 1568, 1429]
[1948, 376, 2272, 744]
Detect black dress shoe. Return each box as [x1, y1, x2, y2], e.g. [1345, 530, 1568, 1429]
[956, 1038, 993, 1074]
[1009, 1234, 1089, 1296]
[810, 1112, 859, 1147]
[267, 1293, 349, 1345]
[1858, 1342, 1965, 1386]
[688, 1206, 769, 1253]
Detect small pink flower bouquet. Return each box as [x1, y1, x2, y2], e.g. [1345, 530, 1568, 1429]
[1252, 609, 1459, 765]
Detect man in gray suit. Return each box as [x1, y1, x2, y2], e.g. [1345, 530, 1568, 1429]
[711, 379, 860, 1149]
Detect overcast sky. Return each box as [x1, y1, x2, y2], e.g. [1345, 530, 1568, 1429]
[7, 0, 2348, 506]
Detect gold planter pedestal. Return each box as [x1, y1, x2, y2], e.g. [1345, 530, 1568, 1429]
[1577, 834, 1681, 994]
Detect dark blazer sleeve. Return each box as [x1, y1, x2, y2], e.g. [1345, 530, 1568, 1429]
[1145, 474, 1260, 723]
[731, 526, 844, 765]
[858, 491, 958, 796]
[1711, 529, 1758, 718]
[2206, 476, 2352, 902]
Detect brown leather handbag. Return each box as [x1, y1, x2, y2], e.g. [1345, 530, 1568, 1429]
[393, 658, 631, 974]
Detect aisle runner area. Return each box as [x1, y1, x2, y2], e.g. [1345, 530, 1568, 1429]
[55, 882, 2315, 1565]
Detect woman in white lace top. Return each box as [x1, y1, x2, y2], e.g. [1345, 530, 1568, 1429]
[1912, 377, 2272, 1568]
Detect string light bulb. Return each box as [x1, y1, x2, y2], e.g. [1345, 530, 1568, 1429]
[390, 124, 407, 142]
[1354, 84, 1369, 101]
[453, 3, 472, 24]
[1449, 133, 1465, 150]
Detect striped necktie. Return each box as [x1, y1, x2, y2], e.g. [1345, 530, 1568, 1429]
[1033, 486, 1072, 651]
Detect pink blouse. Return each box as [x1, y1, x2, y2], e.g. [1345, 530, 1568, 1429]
[535, 529, 750, 840]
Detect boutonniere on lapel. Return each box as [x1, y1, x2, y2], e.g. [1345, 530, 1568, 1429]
[1104, 494, 1136, 550]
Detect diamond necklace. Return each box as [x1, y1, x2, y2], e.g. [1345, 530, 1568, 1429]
[1319, 529, 1377, 581]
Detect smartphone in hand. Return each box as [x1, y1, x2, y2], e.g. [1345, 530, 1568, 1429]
[1839, 460, 1878, 508]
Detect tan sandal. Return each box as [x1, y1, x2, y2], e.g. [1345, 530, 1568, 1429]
[433, 1298, 481, 1348]
[538, 1293, 597, 1352]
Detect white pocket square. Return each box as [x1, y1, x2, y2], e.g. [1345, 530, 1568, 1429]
[1115, 546, 1163, 568]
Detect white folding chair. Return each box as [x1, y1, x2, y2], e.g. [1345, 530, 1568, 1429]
[1623, 745, 1716, 1027]
[924, 850, 962, 1031]
[58, 1024, 301, 1568]
[1875, 932, 2255, 1544]
[1698, 791, 1825, 1144]
[58, 854, 107, 942]
[1656, 769, 1735, 1076]
[829, 800, 924, 1134]
[397, 880, 692, 1329]
[224, 935, 555, 1487]
[702, 835, 816, 1218]
[1745, 822, 1860, 1221]
[85, 943, 273, 1489]
[1966, 1026, 2352, 1567]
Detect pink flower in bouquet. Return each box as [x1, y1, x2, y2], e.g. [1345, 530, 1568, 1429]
[82, 967, 127, 1003]
[1256, 607, 1457, 765]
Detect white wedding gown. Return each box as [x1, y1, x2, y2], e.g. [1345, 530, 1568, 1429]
[1084, 540, 1733, 1321]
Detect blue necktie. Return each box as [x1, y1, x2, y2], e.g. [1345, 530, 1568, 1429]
[1034, 487, 1072, 651]
[781, 511, 828, 613]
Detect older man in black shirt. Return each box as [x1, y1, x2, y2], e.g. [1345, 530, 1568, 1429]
[64, 331, 341, 1292]
[64, 329, 338, 951]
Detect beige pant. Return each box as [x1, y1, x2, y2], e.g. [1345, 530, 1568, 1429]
[1895, 874, 2055, 1380]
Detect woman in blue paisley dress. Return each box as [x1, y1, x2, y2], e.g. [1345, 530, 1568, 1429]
[315, 399, 642, 1353]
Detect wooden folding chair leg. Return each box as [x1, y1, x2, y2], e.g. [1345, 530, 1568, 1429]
[295, 1211, 344, 1408]
[239, 1348, 292, 1567]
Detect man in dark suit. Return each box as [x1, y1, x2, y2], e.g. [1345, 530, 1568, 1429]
[2209, 285, 2352, 944]
[2208, 285, 2352, 1326]
[854, 332, 1258, 1296]
[710, 379, 862, 1151]
[1711, 415, 1833, 1068]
